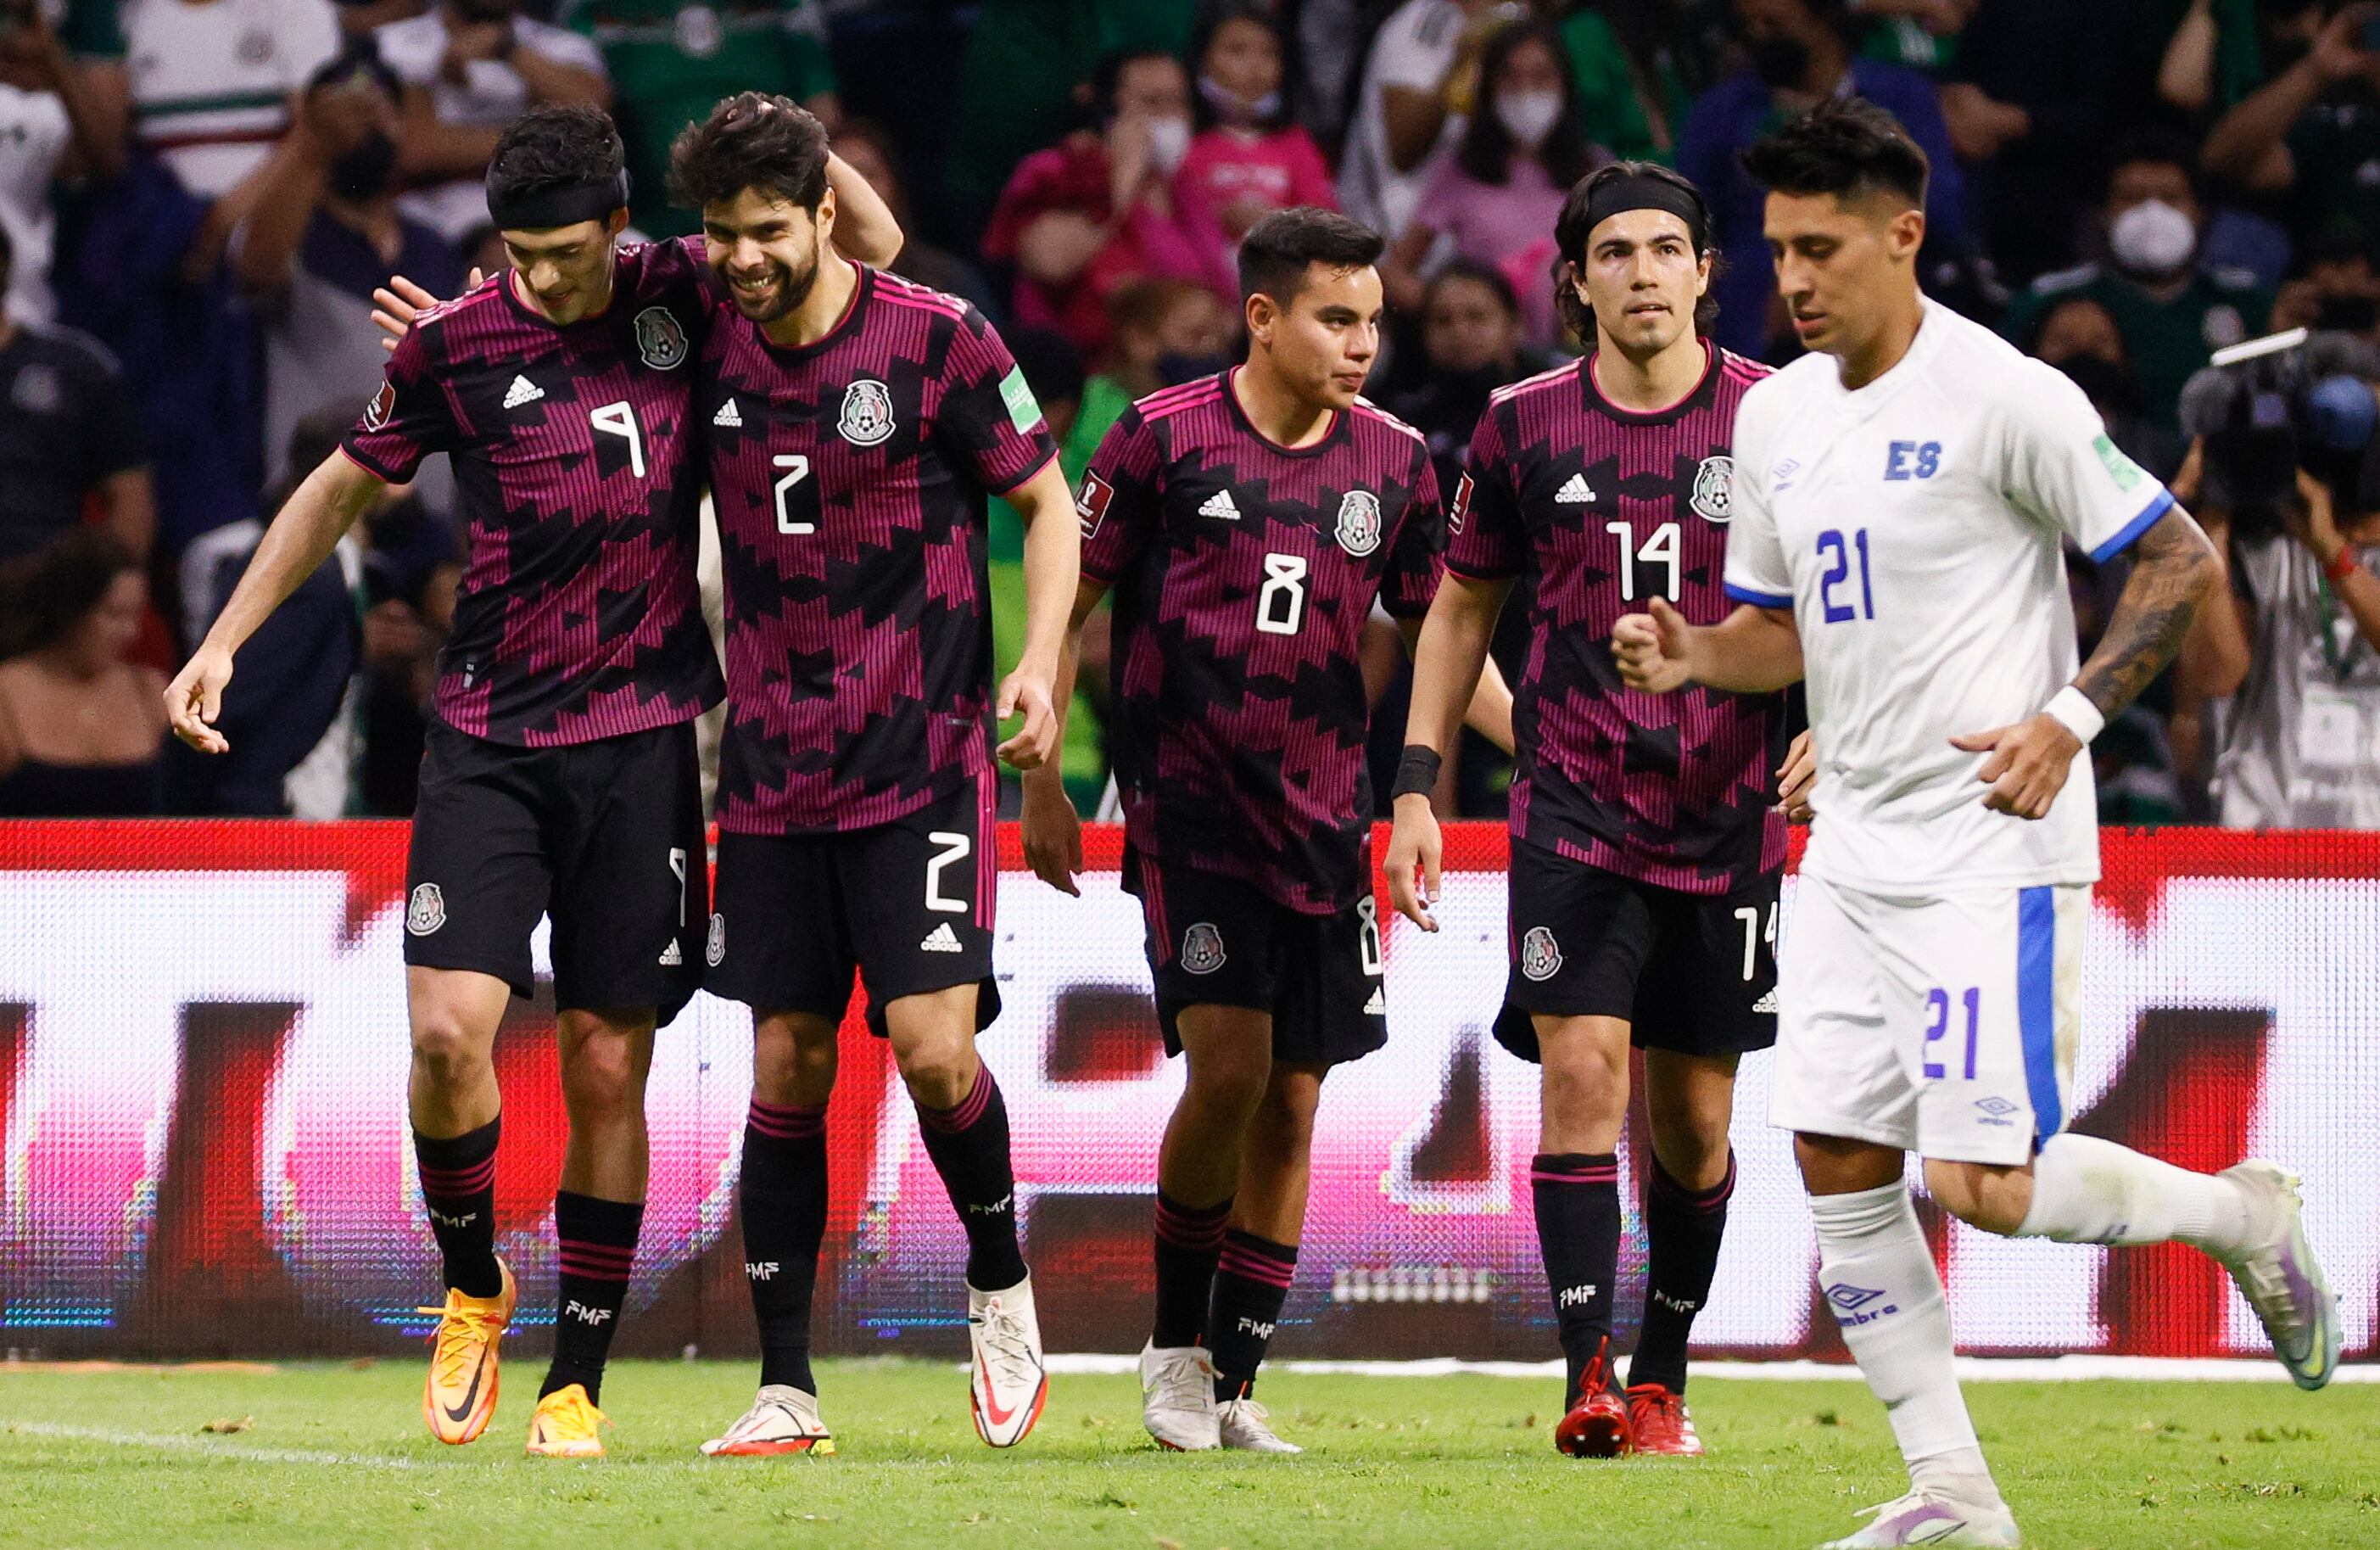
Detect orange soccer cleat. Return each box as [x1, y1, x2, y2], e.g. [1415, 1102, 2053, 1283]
[525, 1383, 609, 1458]
[416, 1259, 515, 1446]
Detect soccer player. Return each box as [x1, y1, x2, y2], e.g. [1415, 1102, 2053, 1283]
[665, 95, 1077, 1457]
[1021, 207, 1511, 1454]
[1615, 99, 2338, 1547]
[1386, 160, 1795, 1460]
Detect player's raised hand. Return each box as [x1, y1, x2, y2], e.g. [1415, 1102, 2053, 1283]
[372, 270, 479, 350]
[164, 646, 235, 754]
[1950, 713, 2081, 820]
[995, 669, 1059, 770]
[1019, 774, 1082, 896]
[1612, 596, 1695, 692]
[1776, 728, 1818, 823]
[1385, 793, 1444, 932]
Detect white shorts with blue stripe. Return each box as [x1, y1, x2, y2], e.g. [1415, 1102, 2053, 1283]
[1769, 875, 2087, 1167]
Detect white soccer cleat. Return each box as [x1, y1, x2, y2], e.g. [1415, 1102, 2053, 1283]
[1215, 1396, 1302, 1454]
[700, 1384, 835, 1457]
[1139, 1340, 1219, 1452]
[967, 1275, 1048, 1447]
[1818, 1490, 2020, 1547]
[2219, 1161, 2341, 1391]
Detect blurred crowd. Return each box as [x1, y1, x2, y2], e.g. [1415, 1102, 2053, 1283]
[5, 0, 2380, 828]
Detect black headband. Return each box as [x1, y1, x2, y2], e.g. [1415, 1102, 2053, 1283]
[484, 167, 631, 232]
[1583, 174, 1706, 249]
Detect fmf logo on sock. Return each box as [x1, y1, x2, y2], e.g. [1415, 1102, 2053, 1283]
[564, 1301, 614, 1325]
[1556, 1283, 1599, 1308]
[1651, 1290, 1700, 1314]
[1235, 1318, 1277, 1340]
[965, 1194, 1014, 1216]
[427, 1208, 478, 1229]
[746, 1262, 780, 1281]
[1824, 1283, 1898, 1325]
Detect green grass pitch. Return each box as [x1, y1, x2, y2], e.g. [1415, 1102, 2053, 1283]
[2, 1360, 2373, 1548]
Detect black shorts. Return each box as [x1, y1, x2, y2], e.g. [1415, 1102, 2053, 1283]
[1493, 841, 1779, 1063]
[1128, 847, 1386, 1067]
[704, 772, 1002, 1038]
[404, 718, 707, 1019]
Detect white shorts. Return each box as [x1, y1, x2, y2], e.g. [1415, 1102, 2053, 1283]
[1770, 875, 2087, 1166]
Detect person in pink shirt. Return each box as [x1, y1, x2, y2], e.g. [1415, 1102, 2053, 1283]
[1174, 3, 1336, 291]
[982, 48, 1217, 361]
[1383, 18, 1604, 350]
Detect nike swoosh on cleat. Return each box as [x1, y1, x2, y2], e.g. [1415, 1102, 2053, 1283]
[442, 1354, 492, 1425]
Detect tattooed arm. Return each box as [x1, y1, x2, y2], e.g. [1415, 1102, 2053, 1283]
[1950, 507, 2221, 819]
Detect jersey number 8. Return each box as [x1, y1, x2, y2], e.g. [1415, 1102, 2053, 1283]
[1256, 551, 1307, 635]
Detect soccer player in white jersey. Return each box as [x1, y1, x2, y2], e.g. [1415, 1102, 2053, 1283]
[1615, 99, 2339, 1549]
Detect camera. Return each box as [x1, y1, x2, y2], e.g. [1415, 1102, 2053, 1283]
[2177, 327, 2380, 528]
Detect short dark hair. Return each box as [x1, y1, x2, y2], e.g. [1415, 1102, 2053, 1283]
[1089, 47, 1183, 125]
[1426, 257, 1522, 321]
[1739, 97, 1929, 212]
[0, 527, 139, 660]
[1554, 160, 1719, 341]
[1237, 206, 1384, 306]
[669, 91, 831, 213]
[487, 104, 627, 218]
[2103, 126, 2201, 203]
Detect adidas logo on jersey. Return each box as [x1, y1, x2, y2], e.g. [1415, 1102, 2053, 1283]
[920, 922, 964, 954]
[658, 939, 682, 966]
[1363, 986, 1385, 1015]
[1752, 988, 1779, 1014]
[1555, 473, 1596, 504]
[713, 398, 743, 428]
[1199, 489, 1241, 521]
[502, 374, 544, 409]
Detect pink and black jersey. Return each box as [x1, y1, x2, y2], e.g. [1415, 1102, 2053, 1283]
[1448, 347, 1786, 895]
[701, 266, 1059, 835]
[1081, 371, 1444, 915]
[342, 238, 721, 747]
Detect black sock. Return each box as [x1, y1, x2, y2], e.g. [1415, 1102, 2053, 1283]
[741, 1097, 829, 1395]
[1209, 1229, 1297, 1401]
[1151, 1190, 1232, 1349]
[1532, 1152, 1620, 1400]
[1632, 1151, 1735, 1396]
[915, 1066, 1027, 1291]
[414, 1116, 502, 1299]
[544, 1190, 641, 1406]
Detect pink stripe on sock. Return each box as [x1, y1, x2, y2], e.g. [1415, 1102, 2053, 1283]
[1217, 1248, 1296, 1289]
[918, 1067, 993, 1133]
[1153, 1198, 1231, 1250]
[557, 1243, 635, 1274]
[418, 1158, 497, 1194]
[1531, 1170, 1619, 1186]
[748, 1099, 827, 1140]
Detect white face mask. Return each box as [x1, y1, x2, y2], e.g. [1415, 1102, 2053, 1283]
[1144, 115, 1193, 174]
[2109, 199, 2196, 277]
[1495, 90, 1565, 148]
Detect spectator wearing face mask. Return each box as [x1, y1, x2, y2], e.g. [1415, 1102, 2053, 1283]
[2029, 294, 2187, 481]
[1060, 275, 1232, 483]
[1174, 3, 1335, 288]
[981, 46, 1217, 360]
[1383, 258, 1553, 484]
[1338, 0, 1525, 240]
[2001, 130, 2271, 433]
[1382, 19, 1600, 350]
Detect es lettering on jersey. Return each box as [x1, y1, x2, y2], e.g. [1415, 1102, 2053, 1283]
[341, 238, 722, 746]
[1450, 347, 1786, 896]
[1722, 299, 2176, 891]
[701, 266, 1059, 833]
[1082, 371, 1444, 914]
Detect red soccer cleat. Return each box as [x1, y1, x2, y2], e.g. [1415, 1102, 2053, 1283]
[1625, 1383, 1704, 1457]
[1553, 1339, 1634, 1458]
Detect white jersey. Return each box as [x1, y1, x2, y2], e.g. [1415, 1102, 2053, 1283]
[124, 0, 341, 200]
[1724, 298, 2175, 893]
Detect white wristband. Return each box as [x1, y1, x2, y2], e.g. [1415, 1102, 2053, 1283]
[2042, 685, 2105, 745]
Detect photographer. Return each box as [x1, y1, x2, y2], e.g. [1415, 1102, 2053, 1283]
[2177, 328, 2380, 826]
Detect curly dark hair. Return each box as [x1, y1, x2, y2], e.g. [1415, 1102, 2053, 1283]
[1553, 161, 1720, 344]
[0, 528, 139, 660]
[668, 91, 832, 213]
[1454, 20, 1595, 191]
[1739, 96, 1929, 211]
[486, 104, 627, 212]
[1237, 205, 1384, 306]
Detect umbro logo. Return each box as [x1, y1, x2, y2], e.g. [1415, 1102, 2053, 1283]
[1751, 988, 1779, 1014]
[658, 939, 683, 966]
[1199, 489, 1241, 521]
[1824, 1282, 1898, 1325]
[919, 922, 964, 954]
[713, 397, 742, 428]
[564, 1300, 614, 1325]
[502, 374, 543, 409]
[1554, 473, 1596, 504]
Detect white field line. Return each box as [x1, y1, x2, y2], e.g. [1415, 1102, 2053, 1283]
[0, 1420, 419, 1467]
[1035, 1354, 2379, 1383]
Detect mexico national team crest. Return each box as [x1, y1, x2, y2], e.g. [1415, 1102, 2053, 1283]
[1690, 455, 1735, 523]
[406, 883, 446, 937]
[1519, 925, 1562, 982]
[1181, 921, 1226, 975]
[707, 912, 726, 967]
[1334, 490, 1383, 556]
[839, 378, 897, 446]
[634, 306, 689, 370]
